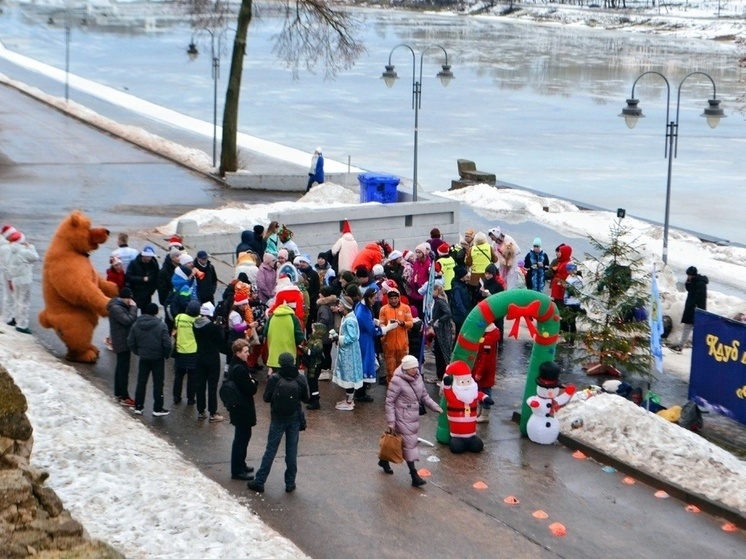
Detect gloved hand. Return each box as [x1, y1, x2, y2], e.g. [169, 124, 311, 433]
[483, 396, 495, 406]
[442, 375, 453, 387]
[382, 322, 399, 334]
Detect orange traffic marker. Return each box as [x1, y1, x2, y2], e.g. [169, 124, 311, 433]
[684, 505, 700, 514]
[622, 477, 636, 485]
[549, 522, 567, 536]
[418, 469, 431, 477]
[572, 450, 586, 459]
[654, 490, 669, 499]
[532, 510, 549, 519]
[503, 495, 519, 504]
[721, 523, 737, 532]
[472, 481, 488, 490]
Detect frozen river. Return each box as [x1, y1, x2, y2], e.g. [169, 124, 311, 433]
[0, 5, 744, 243]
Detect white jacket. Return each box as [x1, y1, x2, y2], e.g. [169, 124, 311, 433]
[7, 242, 39, 285]
[331, 233, 358, 274]
[0, 237, 9, 276]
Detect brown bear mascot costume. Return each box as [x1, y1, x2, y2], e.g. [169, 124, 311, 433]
[38, 211, 119, 363]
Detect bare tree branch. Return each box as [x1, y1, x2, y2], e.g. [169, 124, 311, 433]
[271, 1, 365, 80]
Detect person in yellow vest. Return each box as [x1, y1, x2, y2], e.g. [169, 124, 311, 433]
[465, 232, 497, 298]
[435, 243, 456, 297]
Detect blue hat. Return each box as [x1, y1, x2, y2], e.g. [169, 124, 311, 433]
[197, 250, 208, 259]
[141, 246, 157, 257]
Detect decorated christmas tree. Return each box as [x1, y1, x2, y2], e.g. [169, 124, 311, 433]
[571, 218, 652, 379]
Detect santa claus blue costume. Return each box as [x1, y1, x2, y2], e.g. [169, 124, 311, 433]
[442, 360, 494, 453]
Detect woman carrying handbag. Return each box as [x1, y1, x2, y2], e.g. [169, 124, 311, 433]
[380, 355, 442, 487]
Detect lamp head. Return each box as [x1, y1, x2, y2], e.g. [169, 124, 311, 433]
[187, 42, 199, 61]
[437, 64, 454, 87]
[619, 98, 644, 129]
[381, 64, 398, 88]
[702, 98, 725, 129]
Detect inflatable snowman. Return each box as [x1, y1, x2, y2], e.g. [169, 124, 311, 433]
[526, 361, 576, 445]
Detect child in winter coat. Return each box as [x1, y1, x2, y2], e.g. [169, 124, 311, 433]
[472, 323, 500, 423]
[6, 232, 39, 334]
[303, 323, 327, 410]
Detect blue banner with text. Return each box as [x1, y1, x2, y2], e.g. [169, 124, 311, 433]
[689, 310, 746, 425]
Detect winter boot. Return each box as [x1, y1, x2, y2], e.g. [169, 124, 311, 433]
[378, 459, 394, 474]
[476, 407, 490, 423]
[408, 461, 426, 487]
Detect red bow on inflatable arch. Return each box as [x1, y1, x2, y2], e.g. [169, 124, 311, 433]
[505, 300, 557, 344]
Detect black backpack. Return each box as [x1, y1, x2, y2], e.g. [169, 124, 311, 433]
[271, 376, 300, 417]
[679, 400, 704, 432]
[219, 367, 246, 410]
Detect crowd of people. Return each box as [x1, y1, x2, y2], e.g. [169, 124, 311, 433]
[1, 215, 710, 491]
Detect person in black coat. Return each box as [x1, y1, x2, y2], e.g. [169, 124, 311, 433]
[478, 263, 505, 344]
[194, 250, 219, 304]
[126, 246, 160, 312]
[450, 266, 473, 336]
[236, 226, 266, 259]
[227, 339, 259, 481]
[107, 287, 139, 405]
[128, 303, 172, 416]
[671, 266, 708, 351]
[193, 301, 225, 422]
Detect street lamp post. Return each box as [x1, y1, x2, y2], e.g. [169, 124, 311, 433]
[187, 28, 233, 169]
[381, 44, 454, 202]
[619, 71, 725, 265]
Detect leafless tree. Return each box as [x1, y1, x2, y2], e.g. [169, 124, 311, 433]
[181, 1, 363, 175]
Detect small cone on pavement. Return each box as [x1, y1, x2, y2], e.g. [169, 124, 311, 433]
[417, 469, 431, 477]
[721, 523, 737, 532]
[572, 450, 586, 459]
[532, 510, 549, 519]
[472, 481, 488, 490]
[549, 522, 567, 537]
[684, 505, 700, 514]
[654, 490, 669, 499]
[503, 495, 519, 504]
[622, 477, 636, 485]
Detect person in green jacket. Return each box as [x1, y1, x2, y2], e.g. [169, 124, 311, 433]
[265, 304, 305, 371]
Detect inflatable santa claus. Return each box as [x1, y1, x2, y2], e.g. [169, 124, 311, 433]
[440, 360, 494, 453]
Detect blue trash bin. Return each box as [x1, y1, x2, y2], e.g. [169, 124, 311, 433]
[358, 173, 400, 204]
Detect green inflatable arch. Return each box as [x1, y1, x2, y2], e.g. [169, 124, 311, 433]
[436, 290, 560, 443]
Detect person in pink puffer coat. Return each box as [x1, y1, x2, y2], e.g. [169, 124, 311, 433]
[380, 355, 442, 487]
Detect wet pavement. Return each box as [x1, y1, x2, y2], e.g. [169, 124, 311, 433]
[1, 81, 745, 557]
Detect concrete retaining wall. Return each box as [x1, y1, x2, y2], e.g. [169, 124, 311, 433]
[172, 190, 460, 269]
[225, 171, 360, 191]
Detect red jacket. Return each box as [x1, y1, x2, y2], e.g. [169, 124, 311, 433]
[350, 243, 383, 272]
[550, 244, 573, 301]
[471, 327, 500, 390]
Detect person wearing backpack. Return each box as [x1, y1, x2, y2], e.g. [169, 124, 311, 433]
[247, 352, 309, 494]
[226, 339, 259, 481]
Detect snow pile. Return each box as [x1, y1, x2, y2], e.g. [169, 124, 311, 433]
[157, 182, 365, 235]
[0, 327, 308, 559]
[558, 393, 746, 514]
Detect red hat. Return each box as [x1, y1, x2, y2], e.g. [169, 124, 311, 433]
[437, 243, 450, 256]
[167, 235, 183, 248]
[8, 231, 25, 243]
[381, 279, 399, 294]
[402, 249, 413, 262]
[446, 360, 471, 377]
[342, 219, 352, 235]
[2, 225, 17, 240]
[234, 292, 249, 306]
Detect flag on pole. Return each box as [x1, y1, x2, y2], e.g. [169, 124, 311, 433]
[649, 266, 664, 376]
[418, 260, 437, 371]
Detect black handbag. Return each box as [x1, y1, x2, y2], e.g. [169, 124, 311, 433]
[407, 381, 426, 415]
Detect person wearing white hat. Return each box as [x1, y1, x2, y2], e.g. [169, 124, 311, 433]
[380, 354, 443, 485]
[0, 225, 18, 325]
[6, 231, 39, 334]
[125, 245, 160, 312]
[193, 301, 225, 422]
[306, 146, 325, 192]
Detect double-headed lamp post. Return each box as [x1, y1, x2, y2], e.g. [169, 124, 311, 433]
[187, 28, 233, 168]
[381, 44, 454, 202]
[619, 71, 725, 265]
